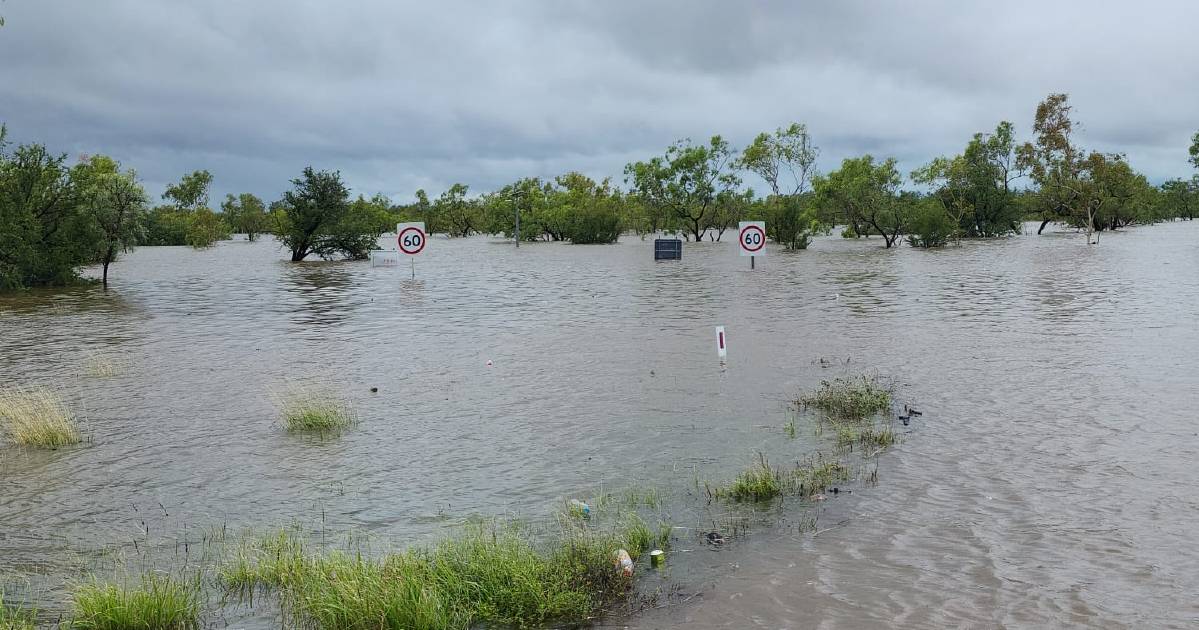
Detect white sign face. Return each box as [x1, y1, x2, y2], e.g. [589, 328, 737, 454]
[369, 250, 400, 267]
[396, 222, 427, 256]
[715, 325, 727, 359]
[738, 221, 766, 257]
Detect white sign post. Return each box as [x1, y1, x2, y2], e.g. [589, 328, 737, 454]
[738, 221, 766, 269]
[715, 325, 727, 362]
[396, 222, 427, 278]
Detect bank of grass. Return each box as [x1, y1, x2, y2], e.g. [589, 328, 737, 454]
[71, 572, 202, 630]
[221, 515, 664, 629]
[0, 387, 83, 447]
[707, 454, 850, 501]
[835, 422, 896, 451]
[275, 389, 356, 433]
[797, 374, 892, 419]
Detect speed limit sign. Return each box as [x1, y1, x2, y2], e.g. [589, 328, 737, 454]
[738, 221, 766, 257]
[397, 222, 427, 256]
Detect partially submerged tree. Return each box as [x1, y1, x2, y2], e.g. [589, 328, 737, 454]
[278, 165, 376, 261]
[0, 140, 93, 289]
[813, 155, 906, 247]
[913, 121, 1025, 237]
[73, 156, 148, 287]
[624, 136, 740, 242]
[221, 193, 268, 241]
[737, 123, 826, 248]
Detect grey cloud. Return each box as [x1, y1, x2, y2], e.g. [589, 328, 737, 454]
[1, 0, 1196, 205]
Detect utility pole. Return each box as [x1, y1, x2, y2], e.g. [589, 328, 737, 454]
[513, 188, 522, 248]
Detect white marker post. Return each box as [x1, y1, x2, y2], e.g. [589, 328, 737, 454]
[715, 325, 727, 363]
[738, 221, 766, 269]
[396, 222, 427, 278]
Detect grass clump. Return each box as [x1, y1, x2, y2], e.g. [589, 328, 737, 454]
[708, 455, 782, 501]
[83, 354, 126, 378]
[221, 515, 664, 630]
[71, 572, 201, 630]
[0, 387, 83, 447]
[798, 374, 892, 419]
[1, 599, 36, 630]
[275, 389, 356, 433]
[708, 455, 851, 501]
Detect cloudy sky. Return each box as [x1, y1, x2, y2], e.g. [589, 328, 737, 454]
[2, 1, 1197, 203]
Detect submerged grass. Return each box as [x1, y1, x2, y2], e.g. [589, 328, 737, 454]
[0, 387, 83, 447]
[71, 572, 202, 630]
[797, 374, 893, 420]
[0, 598, 36, 630]
[275, 388, 356, 433]
[221, 514, 665, 630]
[708, 454, 851, 502]
[83, 354, 126, 378]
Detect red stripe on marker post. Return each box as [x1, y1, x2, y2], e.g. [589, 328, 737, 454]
[716, 325, 727, 360]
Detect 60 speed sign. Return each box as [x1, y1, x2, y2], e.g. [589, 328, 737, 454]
[396, 222, 427, 255]
[738, 221, 766, 257]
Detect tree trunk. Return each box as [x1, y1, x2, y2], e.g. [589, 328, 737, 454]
[102, 261, 110, 288]
[1037, 219, 1051, 235]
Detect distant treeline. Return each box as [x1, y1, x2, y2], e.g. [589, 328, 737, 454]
[2, 93, 1198, 290]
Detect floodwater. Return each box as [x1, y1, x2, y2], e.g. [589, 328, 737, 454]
[2, 223, 1198, 629]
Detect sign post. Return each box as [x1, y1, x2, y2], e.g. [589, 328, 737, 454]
[397, 222, 427, 278]
[738, 221, 766, 269]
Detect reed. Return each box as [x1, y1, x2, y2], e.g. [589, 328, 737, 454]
[0, 387, 83, 447]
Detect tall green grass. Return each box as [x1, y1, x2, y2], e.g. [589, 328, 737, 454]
[0, 387, 83, 447]
[71, 572, 201, 630]
[274, 388, 356, 433]
[221, 516, 660, 629]
[0, 598, 36, 630]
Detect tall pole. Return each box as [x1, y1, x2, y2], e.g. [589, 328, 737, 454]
[513, 189, 521, 249]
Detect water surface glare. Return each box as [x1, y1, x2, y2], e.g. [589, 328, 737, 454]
[2, 224, 1198, 628]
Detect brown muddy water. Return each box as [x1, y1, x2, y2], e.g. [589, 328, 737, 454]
[2, 223, 1199, 629]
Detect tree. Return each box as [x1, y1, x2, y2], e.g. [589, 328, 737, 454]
[220, 193, 268, 241]
[276, 167, 353, 261]
[1190, 131, 1199, 172]
[914, 121, 1025, 237]
[73, 156, 148, 287]
[1017, 93, 1110, 243]
[813, 156, 906, 247]
[162, 170, 213, 210]
[430, 183, 481, 237]
[906, 195, 956, 247]
[1159, 178, 1197, 220]
[0, 141, 93, 289]
[737, 123, 825, 249]
[624, 136, 740, 242]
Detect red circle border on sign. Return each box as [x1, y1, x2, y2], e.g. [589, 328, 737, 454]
[397, 227, 427, 255]
[739, 224, 766, 253]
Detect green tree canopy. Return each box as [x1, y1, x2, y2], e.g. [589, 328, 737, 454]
[624, 136, 740, 242]
[72, 155, 148, 286]
[813, 155, 906, 248]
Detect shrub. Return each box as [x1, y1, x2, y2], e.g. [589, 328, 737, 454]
[566, 206, 622, 244]
[0, 387, 83, 447]
[907, 200, 957, 247]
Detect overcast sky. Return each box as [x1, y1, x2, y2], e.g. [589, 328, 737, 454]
[2, 1, 1197, 203]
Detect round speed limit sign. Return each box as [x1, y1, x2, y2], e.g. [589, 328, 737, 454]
[738, 221, 766, 256]
[396, 222, 427, 255]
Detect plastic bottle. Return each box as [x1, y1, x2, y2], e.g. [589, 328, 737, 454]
[614, 549, 634, 577]
[569, 499, 591, 517]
